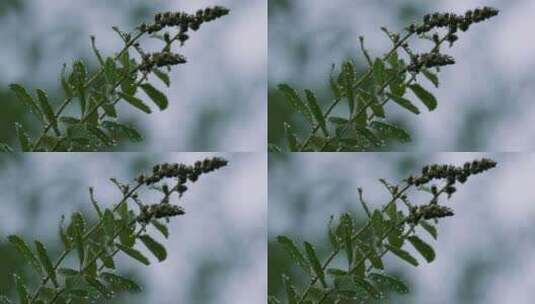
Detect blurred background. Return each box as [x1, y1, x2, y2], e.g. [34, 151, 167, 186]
[268, 153, 535, 303]
[0, 152, 266, 303]
[0, 0, 266, 152]
[268, 0, 533, 151]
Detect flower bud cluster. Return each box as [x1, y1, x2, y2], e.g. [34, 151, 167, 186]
[406, 204, 454, 224]
[140, 6, 230, 34]
[139, 52, 187, 72]
[136, 157, 229, 186]
[138, 203, 185, 223]
[409, 6, 499, 35]
[407, 158, 497, 187]
[407, 52, 455, 72]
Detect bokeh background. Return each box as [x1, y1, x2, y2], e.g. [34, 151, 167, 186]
[268, 153, 535, 303]
[0, 0, 266, 152]
[269, 0, 533, 151]
[0, 152, 266, 304]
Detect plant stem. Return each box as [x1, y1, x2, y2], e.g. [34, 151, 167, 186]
[298, 31, 414, 152]
[31, 32, 144, 151]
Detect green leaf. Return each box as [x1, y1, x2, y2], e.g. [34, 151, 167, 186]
[60, 116, 81, 125]
[419, 220, 438, 240]
[422, 69, 439, 88]
[0, 295, 12, 304]
[372, 59, 385, 85]
[283, 122, 299, 151]
[59, 215, 71, 249]
[85, 276, 112, 299]
[386, 93, 420, 114]
[268, 143, 282, 152]
[370, 121, 411, 143]
[409, 84, 437, 111]
[71, 60, 88, 114]
[119, 92, 152, 114]
[14, 274, 29, 304]
[304, 89, 328, 136]
[369, 272, 409, 294]
[328, 117, 349, 125]
[151, 220, 169, 238]
[58, 268, 79, 276]
[278, 84, 313, 125]
[87, 125, 113, 146]
[339, 214, 353, 268]
[282, 275, 298, 304]
[8, 235, 42, 276]
[329, 64, 341, 99]
[9, 84, 43, 123]
[71, 212, 86, 267]
[371, 210, 384, 236]
[277, 236, 310, 274]
[101, 121, 143, 143]
[139, 235, 167, 262]
[140, 83, 168, 110]
[408, 235, 435, 263]
[268, 296, 281, 304]
[304, 241, 326, 287]
[101, 272, 142, 292]
[327, 268, 348, 276]
[341, 61, 356, 114]
[116, 243, 150, 266]
[61, 64, 73, 98]
[14, 123, 31, 152]
[385, 244, 419, 267]
[0, 143, 13, 152]
[153, 69, 170, 87]
[103, 209, 115, 238]
[328, 216, 339, 249]
[36, 89, 59, 135]
[353, 277, 381, 299]
[34, 241, 58, 287]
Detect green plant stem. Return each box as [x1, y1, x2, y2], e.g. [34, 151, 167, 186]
[323, 35, 449, 152]
[297, 184, 412, 303]
[30, 32, 145, 151]
[298, 31, 414, 152]
[29, 181, 144, 303]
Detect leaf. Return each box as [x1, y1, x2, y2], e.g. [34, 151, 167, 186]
[60, 116, 81, 125]
[61, 64, 73, 98]
[85, 276, 112, 299]
[87, 125, 113, 146]
[0, 295, 12, 304]
[9, 84, 43, 123]
[385, 244, 419, 267]
[8, 235, 42, 276]
[139, 235, 167, 262]
[59, 215, 71, 249]
[153, 69, 170, 87]
[268, 143, 282, 152]
[71, 60, 88, 114]
[339, 214, 353, 268]
[36, 89, 59, 134]
[151, 220, 169, 238]
[277, 236, 310, 274]
[119, 92, 152, 114]
[282, 275, 298, 304]
[371, 210, 384, 236]
[14, 123, 31, 152]
[283, 122, 299, 152]
[408, 235, 436, 263]
[327, 268, 348, 276]
[369, 272, 409, 294]
[304, 90, 328, 136]
[409, 84, 437, 111]
[353, 277, 381, 299]
[116, 243, 150, 266]
[103, 209, 115, 238]
[35, 241, 58, 287]
[101, 121, 143, 143]
[328, 117, 349, 125]
[386, 93, 420, 115]
[341, 61, 356, 114]
[419, 220, 438, 240]
[304, 241, 326, 287]
[58, 268, 79, 276]
[0, 143, 13, 152]
[14, 274, 29, 304]
[372, 59, 385, 84]
[422, 69, 439, 88]
[71, 212, 86, 267]
[140, 83, 168, 111]
[327, 216, 339, 249]
[370, 121, 411, 143]
[101, 272, 142, 292]
[278, 84, 313, 125]
[329, 64, 341, 99]
[268, 296, 281, 304]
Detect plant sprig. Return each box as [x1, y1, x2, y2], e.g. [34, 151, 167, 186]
[270, 6, 499, 152]
[270, 158, 497, 303]
[2, 157, 228, 304]
[0, 6, 230, 152]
